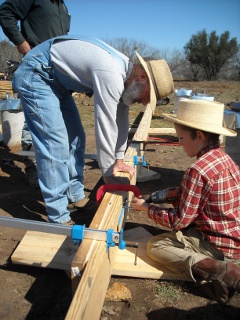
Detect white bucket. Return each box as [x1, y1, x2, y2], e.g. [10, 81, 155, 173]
[174, 97, 189, 113]
[1, 110, 24, 146]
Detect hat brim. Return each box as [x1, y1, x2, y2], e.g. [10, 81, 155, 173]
[136, 52, 157, 110]
[162, 113, 237, 137]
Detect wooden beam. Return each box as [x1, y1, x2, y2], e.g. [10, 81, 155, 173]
[65, 104, 154, 319]
[148, 128, 176, 134]
[128, 127, 175, 135]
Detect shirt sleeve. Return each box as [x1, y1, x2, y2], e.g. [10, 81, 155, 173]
[92, 69, 128, 176]
[147, 167, 210, 230]
[0, 0, 34, 45]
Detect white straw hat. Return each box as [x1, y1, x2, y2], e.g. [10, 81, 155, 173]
[163, 99, 236, 137]
[136, 52, 174, 107]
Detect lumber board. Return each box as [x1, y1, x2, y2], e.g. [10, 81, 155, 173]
[132, 104, 153, 142]
[11, 227, 189, 280]
[66, 103, 155, 319]
[128, 127, 176, 134]
[11, 231, 76, 270]
[0, 81, 14, 98]
[148, 127, 176, 134]
[112, 241, 189, 281]
[67, 241, 118, 319]
[67, 186, 132, 319]
[11, 228, 189, 282]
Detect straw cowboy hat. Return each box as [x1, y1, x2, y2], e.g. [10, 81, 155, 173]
[163, 99, 237, 137]
[136, 52, 174, 107]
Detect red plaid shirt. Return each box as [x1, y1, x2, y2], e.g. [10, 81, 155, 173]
[148, 144, 240, 259]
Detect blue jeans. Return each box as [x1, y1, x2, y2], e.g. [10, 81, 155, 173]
[13, 60, 86, 223]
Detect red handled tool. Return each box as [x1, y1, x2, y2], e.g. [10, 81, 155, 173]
[96, 184, 141, 204]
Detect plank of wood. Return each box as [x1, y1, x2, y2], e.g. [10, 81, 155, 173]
[148, 128, 176, 134]
[0, 81, 14, 98]
[67, 191, 129, 319]
[133, 104, 153, 143]
[67, 241, 119, 319]
[11, 231, 77, 270]
[128, 127, 175, 134]
[112, 241, 189, 281]
[11, 229, 189, 282]
[0, 81, 12, 89]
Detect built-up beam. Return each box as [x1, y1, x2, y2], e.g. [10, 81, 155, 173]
[66, 103, 154, 320]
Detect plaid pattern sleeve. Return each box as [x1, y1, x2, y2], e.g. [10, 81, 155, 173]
[147, 145, 240, 259]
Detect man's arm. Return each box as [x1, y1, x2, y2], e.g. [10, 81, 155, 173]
[93, 69, 135, 181]
[0, 0, 34, 46]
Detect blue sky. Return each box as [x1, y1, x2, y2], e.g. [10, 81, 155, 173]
[0, 0, 239, 51]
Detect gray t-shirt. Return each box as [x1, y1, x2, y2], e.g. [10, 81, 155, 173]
[50, 39, 130, 176]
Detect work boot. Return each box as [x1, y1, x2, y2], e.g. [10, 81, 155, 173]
[192, 257, 240, 303]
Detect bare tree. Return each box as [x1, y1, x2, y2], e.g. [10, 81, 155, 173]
[104, 37, 161, 63]
[104, 37, 189, 80]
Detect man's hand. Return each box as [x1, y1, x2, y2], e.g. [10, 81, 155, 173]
[17, 41, 31, 55]
[113, 159, 135, 178]
[131, 196, 150, 211]
[103, 159, 135, 185]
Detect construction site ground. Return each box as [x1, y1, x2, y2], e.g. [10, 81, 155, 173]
[0, 81, 239, 319]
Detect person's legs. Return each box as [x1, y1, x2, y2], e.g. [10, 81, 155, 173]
[147, 228, 215, 280]
[14, 63, 84, 223]
[60, 93, 98, 212]
[147, 228, 240, 303]
[60, 93, 86, 203]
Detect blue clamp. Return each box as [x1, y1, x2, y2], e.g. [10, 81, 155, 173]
[133, 155, 147, 167]
[106, 228, 126, 252]
[106, 229, 115, 252]
[72, 224, 85, 246]
[71, 224, 126, 252]
[118, 228, 126, 250]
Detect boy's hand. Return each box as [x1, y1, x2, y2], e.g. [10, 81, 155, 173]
[131, 196, 150, 211]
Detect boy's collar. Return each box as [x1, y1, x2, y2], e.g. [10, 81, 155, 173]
[197, 143, 220, 159]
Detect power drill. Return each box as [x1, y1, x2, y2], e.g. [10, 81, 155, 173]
[144, 187, 182, 208]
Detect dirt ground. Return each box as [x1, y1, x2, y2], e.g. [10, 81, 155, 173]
[0, 81, 240, 319]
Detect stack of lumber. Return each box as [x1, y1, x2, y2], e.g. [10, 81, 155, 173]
[0, 81, 14, 99]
